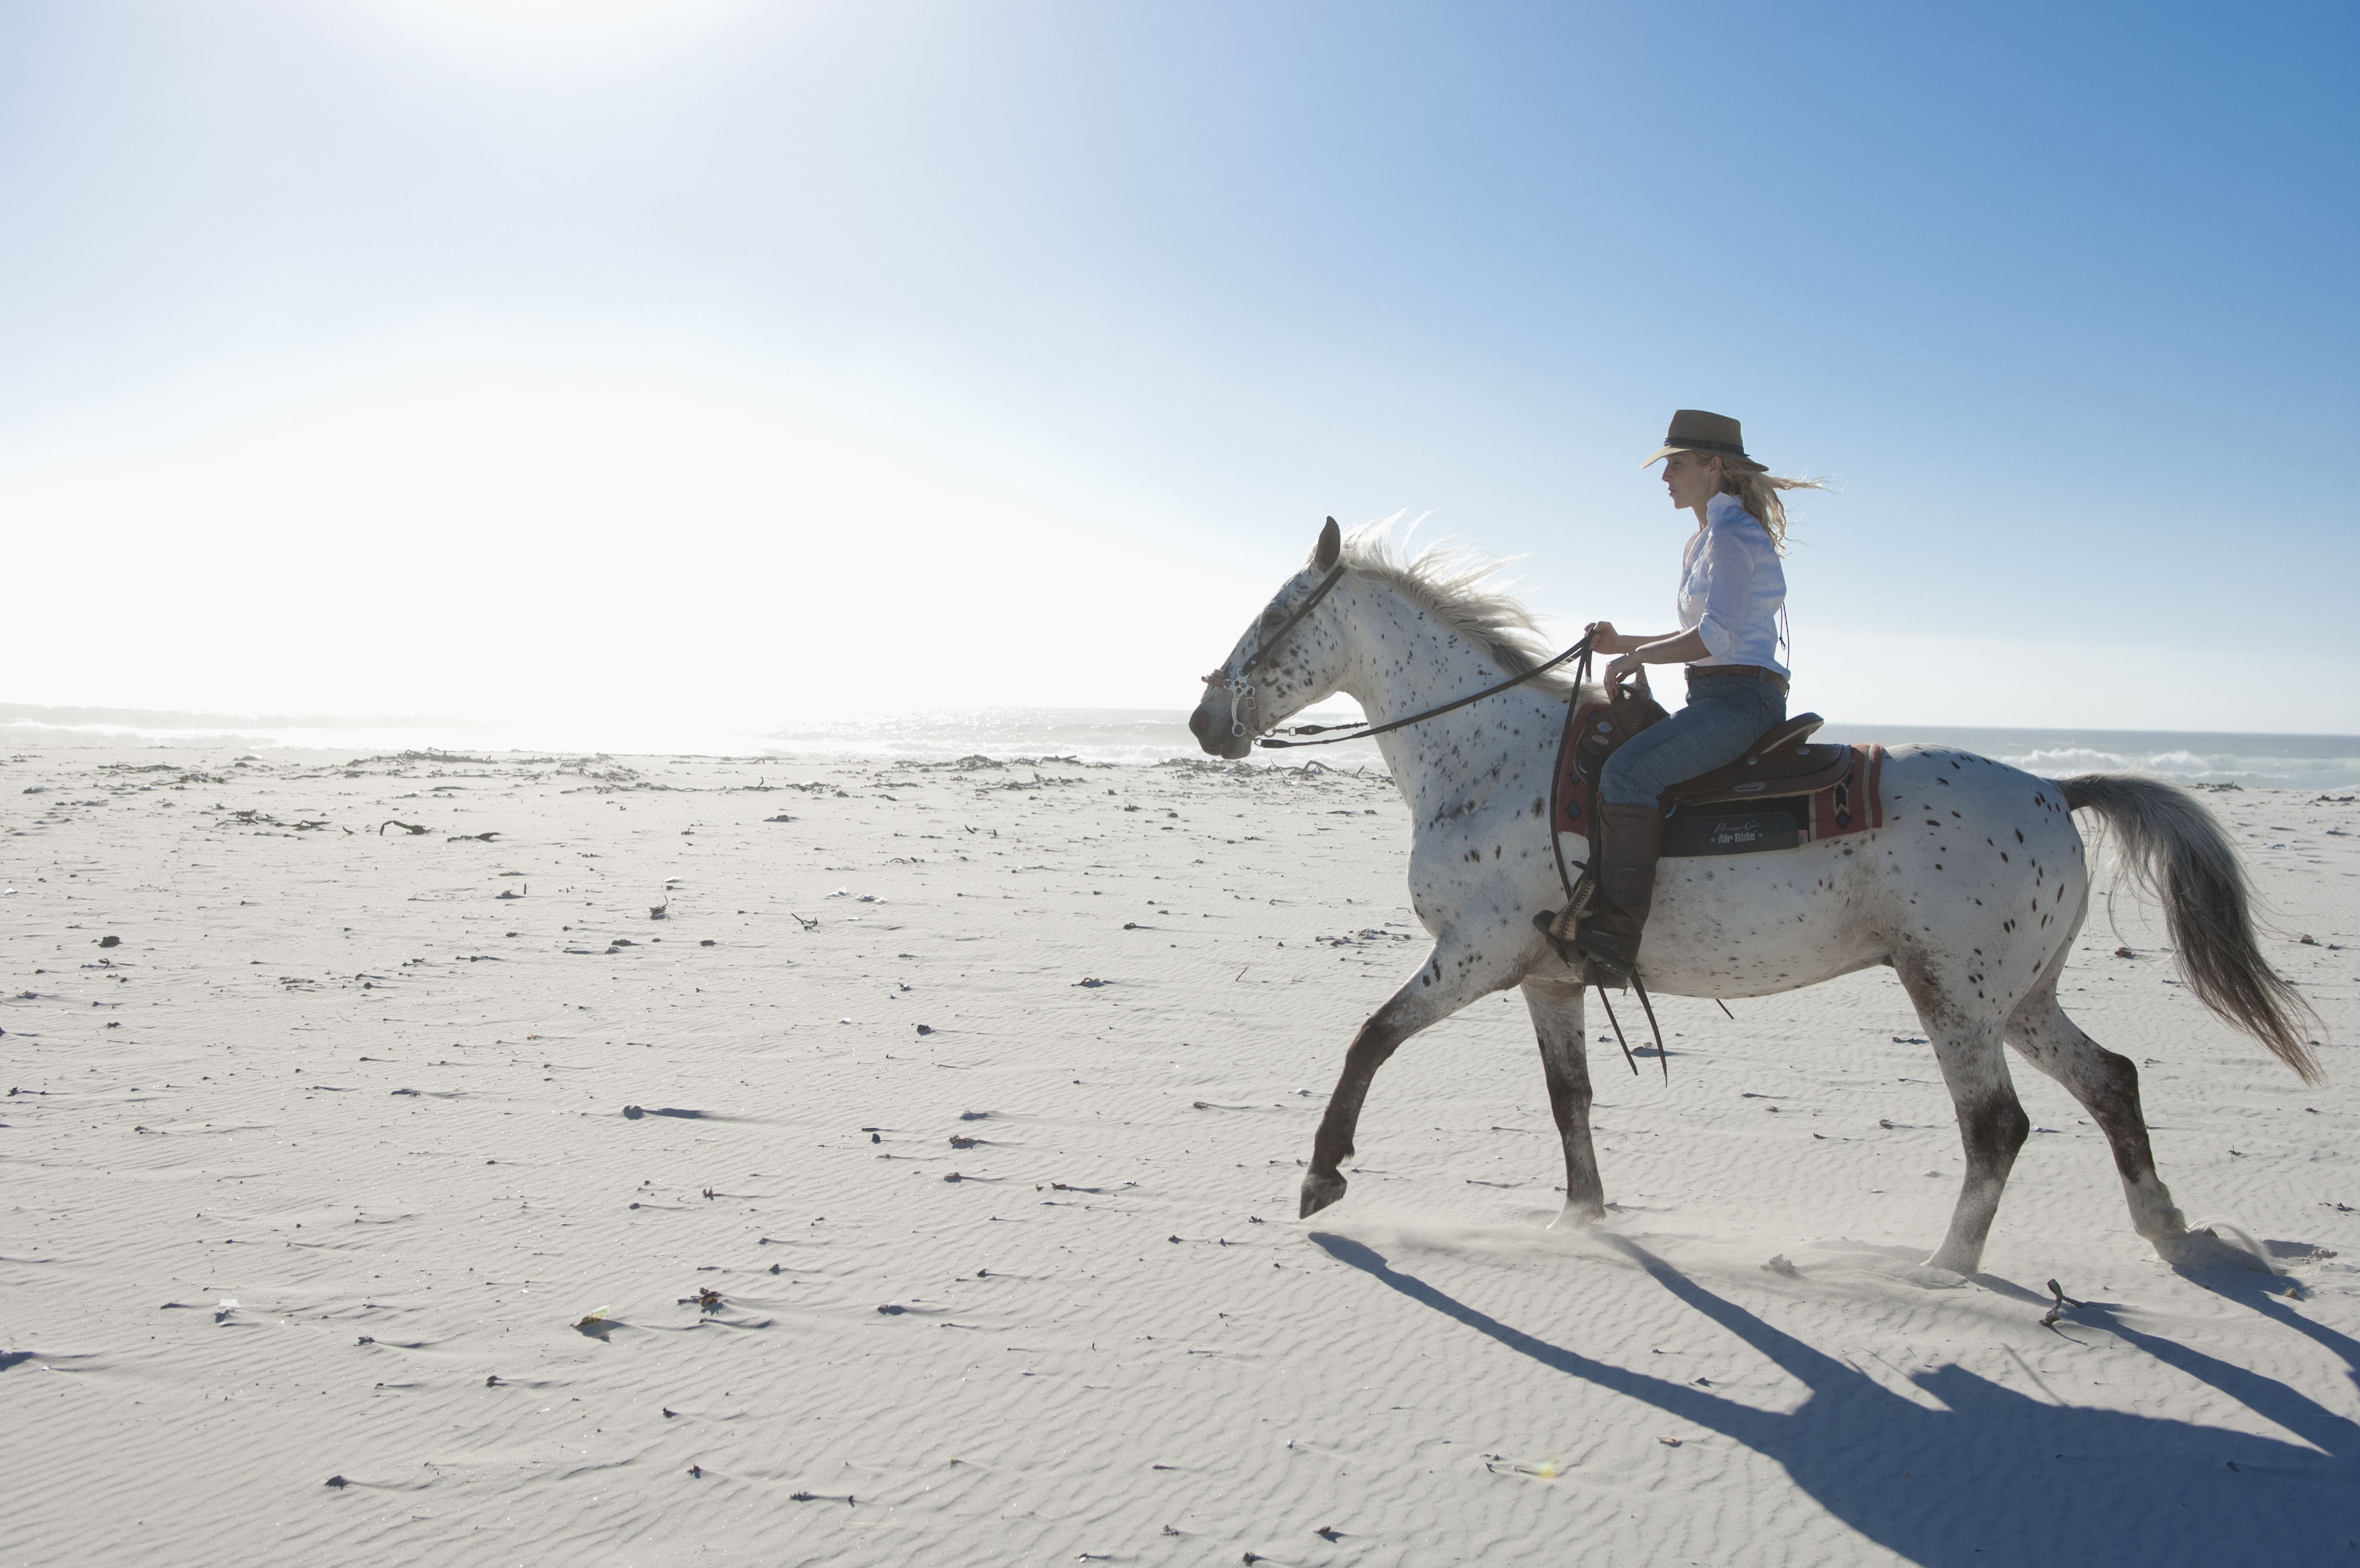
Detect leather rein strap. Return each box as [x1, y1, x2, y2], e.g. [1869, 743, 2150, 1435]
[1255, 630, 1596, 749]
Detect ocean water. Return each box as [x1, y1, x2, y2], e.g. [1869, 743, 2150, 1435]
[3, 703, 2356, 790]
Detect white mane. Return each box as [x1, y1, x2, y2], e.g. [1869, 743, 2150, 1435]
[1332, 519, 1582, 694]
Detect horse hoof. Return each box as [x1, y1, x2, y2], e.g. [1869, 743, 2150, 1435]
[2154, 1224, 2275, 1275]
[1548, 1200, 1606, 1231]
[1904, 1262, 1970, 1289]
[1299, 1171, 1347, 1218]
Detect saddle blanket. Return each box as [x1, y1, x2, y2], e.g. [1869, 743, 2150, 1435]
[1552, 711, 1886, 861]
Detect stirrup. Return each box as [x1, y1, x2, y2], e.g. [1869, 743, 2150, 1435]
[1573, 920, 1639, 990]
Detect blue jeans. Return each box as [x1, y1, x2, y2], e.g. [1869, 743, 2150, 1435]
[1599, 673, 1788, 807]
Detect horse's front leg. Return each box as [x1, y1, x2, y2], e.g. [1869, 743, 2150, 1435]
[1522, 972, 1604, 1227]
[1301, 939, 1522, 1218]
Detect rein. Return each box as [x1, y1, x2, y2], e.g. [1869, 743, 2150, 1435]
[1253, 631, 1595, 750]
[1204, 559, 1592, 750]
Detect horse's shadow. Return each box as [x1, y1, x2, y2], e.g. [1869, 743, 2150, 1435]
[1310, 1233, 2360, 1564]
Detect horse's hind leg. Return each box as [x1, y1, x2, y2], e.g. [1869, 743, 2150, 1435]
[1522, 973, 1604, 1227]
[1899, 955, 2029, 1276]
[2006, 987, 2189, 1241]
[1300, 941, 1521, 1219]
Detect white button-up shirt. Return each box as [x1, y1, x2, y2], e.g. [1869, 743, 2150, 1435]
[1677, 491, 1789, 676]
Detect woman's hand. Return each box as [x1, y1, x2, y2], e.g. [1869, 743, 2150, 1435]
[1585, 620, 1621, 655]
[1605, 652, 1644, 686]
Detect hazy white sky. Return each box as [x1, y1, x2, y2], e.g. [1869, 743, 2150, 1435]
[3, 1, 2354, 733]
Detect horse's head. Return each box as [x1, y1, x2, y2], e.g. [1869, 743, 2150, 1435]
[1189, 517, 1348, 759]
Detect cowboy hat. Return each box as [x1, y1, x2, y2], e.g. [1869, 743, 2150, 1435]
[1643, 409, 1768, 472]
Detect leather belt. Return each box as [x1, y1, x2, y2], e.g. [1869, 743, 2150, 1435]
[1686, 663, 1789, 692]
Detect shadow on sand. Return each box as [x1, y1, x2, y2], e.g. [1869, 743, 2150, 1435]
[1310, 1232, 2360, 1564]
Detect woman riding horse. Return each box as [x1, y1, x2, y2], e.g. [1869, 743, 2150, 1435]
[1575, 410, 1825, 986]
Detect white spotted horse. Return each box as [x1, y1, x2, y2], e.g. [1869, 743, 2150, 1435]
[1189, 519, 2318, 1277]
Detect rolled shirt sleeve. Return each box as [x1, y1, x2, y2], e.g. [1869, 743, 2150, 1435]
[1690, 523, 1756, 659]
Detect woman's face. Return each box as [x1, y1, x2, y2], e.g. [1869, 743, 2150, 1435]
[1661, 449, 1724, 512]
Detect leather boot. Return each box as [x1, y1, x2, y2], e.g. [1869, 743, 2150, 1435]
[1573, 803, 1664, 988]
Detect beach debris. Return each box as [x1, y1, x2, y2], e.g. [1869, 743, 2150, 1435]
[378, 821, 429, 836]
[663, 1407, 677, 1418]
[700, 938, 716, 946]
[214, 1298, 238, 1323]
[949, 1135, 979, 1149]
[916, 1024, 934, 1035]
[2040, 1278, 2086, 1328]
[1315, 1526, 1344, 1541]
[485, 1374, 502, 1387]
[650, 900, 668, 920]
[764, 813, 794, 823]
[1763, 1255, 1800, 1278]
[877, 1303, 907, 1315]
[788, 1491, 855, 1504]
[1074, 977, 1109, 988]
[1658, 1437, 1683, 1448]
[496, 886, 526, 899]
[959, 1109, 988, 1120]
[677, 1287, 722, 1313]
[688, 1464, 702, 1478]
[789, 913, 819, 931]
[447, 832, 499, 843]
[97, 935, 120, 949]
[325, 1474, 348, 1488]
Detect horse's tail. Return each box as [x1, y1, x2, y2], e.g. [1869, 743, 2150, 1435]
[2061, 773, 2322, 1083]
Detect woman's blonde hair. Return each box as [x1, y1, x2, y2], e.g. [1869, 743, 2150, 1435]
[1715, 462, 1827, 553]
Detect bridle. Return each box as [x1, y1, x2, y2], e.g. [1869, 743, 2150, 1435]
[1200, 561, 1348, 742]
[1203, 560, 1594, 750]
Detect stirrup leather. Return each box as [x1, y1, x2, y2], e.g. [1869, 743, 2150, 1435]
[1540, 865, 1597, 943]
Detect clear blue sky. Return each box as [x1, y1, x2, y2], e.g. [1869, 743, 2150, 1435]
[2, 1, 2352, 732]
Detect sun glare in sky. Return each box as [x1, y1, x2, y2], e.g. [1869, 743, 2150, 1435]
[1, 3, 2352, 734]
[345, 0, 765, 83]
[0, 328, 1249, 729]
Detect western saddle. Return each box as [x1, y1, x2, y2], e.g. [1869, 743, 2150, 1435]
[1659, 713, 1849, 806]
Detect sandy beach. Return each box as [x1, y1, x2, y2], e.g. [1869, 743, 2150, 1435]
[3, 745, 2355, 1566]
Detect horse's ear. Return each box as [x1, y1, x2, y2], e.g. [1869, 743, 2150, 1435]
[1315, 516, 1341, 571]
